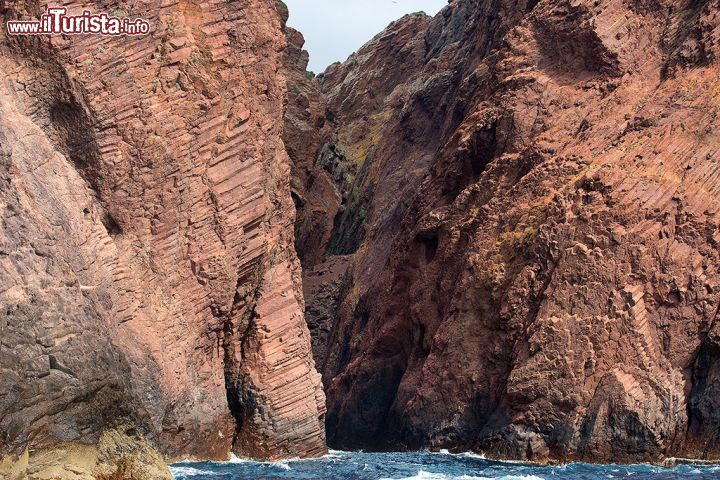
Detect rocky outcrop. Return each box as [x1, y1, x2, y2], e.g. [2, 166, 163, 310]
[0, 0, 325, 477]
[282, 23, 337, 269]
[302, 256, 353, 369]
[292, 0, 720, 464]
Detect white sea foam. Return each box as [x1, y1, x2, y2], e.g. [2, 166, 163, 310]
[169, 465, 216, 477]
[458, 452, 488, 461]
[432, 449, 486, 460]
[227, 453, 251, 464]
[431, 449, 533, 464]
[224, 452, 300, 466]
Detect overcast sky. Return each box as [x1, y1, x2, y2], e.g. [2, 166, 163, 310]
[284, 0, 448, 73]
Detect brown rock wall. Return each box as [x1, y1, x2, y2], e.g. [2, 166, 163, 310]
[0, 0, 326, 476]
[295, 0, 720, 463]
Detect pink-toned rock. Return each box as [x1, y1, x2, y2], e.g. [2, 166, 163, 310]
[295, 0, 720, 465]
[0, 0, 325, 477]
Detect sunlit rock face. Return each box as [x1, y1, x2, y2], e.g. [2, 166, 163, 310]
[0, 0, 325, 477]
[289, 0, 720, 464]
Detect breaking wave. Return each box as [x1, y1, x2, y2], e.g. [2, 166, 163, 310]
[170, 450, 720, 479]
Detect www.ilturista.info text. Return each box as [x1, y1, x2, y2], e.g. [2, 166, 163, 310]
[6, 7, 151, 36]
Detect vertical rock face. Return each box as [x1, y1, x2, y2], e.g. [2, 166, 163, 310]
[291, 0, 720, 464]
[282, 23, 338, 270]
[0, 0, 325, 477]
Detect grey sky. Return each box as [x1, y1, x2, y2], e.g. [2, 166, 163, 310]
[284, 0, 448, 73]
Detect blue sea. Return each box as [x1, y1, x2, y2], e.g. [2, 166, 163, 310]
[170, 450, 720, 479]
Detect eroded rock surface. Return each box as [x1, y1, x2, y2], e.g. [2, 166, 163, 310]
[282, 23, 338, 270]
[0, 0, 325, 477]
[290, 0, 720, 464]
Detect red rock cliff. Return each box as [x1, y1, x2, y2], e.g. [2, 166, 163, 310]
[0, 0, 325, 478]
[290, 0, 720, 464]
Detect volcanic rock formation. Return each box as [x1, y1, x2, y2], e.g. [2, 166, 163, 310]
[0, 0, 325, 478]
[287, 0, 720, 464]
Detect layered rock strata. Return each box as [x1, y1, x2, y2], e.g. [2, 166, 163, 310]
[288, 0, 720, 464]
[0, 0, 325, 478]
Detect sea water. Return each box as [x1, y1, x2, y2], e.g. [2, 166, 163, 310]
[170, 450, 720, 479]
